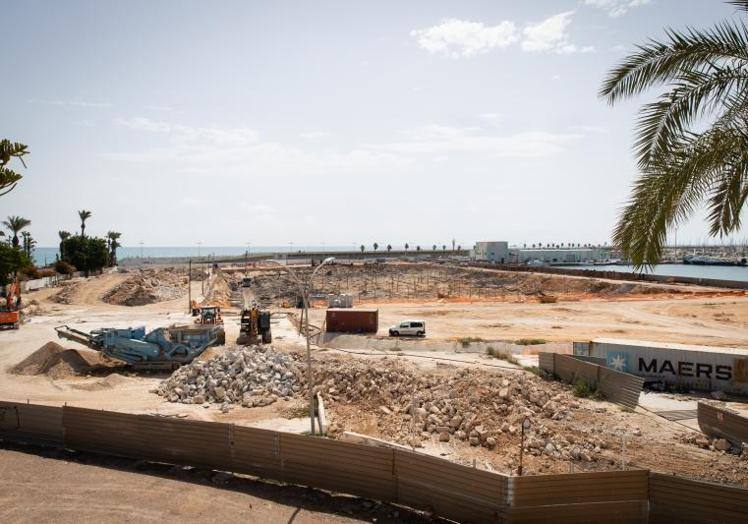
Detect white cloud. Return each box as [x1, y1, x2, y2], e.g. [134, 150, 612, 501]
[300, 131, 330, 139]
[583, 0, 650, 18]
[410, 19, 518, 58]
[367, 124, 582, 157]
[115, 117, 259, 147]
[521, 12, 593, 54]
[28, 98, 111, 108]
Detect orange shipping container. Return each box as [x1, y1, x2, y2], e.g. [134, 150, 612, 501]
[325, 309, 378, 334]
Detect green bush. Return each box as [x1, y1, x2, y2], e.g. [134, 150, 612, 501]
[515, 338, 546, 345]
[60, 235, 108, 274]
[0, 243, 32, 286]
[572, 378, 595, 398]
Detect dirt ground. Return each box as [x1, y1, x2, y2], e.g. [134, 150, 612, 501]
[1, 264, 748, 520]
[0, 445, 425, 523]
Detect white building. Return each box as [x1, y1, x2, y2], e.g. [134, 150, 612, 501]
[472, 241, 608, 265]
[471, 241, 509, 264]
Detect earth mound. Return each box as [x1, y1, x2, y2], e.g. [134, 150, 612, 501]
[11, 342, 92, 379]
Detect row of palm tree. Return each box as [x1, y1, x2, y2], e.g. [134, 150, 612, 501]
[2, 209, 122, 268]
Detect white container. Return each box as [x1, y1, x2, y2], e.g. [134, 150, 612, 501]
[574, 338, 748, 395]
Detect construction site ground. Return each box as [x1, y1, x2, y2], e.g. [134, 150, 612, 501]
[2, 264, 748, 520]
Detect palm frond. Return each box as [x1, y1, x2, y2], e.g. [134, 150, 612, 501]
[600, 20, 748, 104]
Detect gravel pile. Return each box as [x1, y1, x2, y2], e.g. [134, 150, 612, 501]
[103, 268, 186, 306]
[157, 346, 303, 409]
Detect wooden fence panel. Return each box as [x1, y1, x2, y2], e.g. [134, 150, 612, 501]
[697, 401, 748, 445]
[280, 432, 396, 502]
[649, 472, 748, 524]
[0, 401, 63, 446]
[506, 471, 649, 523]
[598, 368, 644, 409]
[231, 425, 282, 479]
[63, 406, 232, 470]
[394, 449, 507, 523]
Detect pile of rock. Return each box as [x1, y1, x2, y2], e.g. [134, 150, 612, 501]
[49, 281, 79, 304]
[680, 432, 747, 457]
[315, 357, 606, 460]
[103, 268, 186, 306]
[157, 347, 303, 409]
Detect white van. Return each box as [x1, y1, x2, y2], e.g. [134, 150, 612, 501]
[389, 320, 426, 337]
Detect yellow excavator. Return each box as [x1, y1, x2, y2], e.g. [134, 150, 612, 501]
[237, 304, 271, 345]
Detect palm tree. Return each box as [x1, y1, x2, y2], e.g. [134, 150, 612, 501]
[22, 231, 36, 257]
[107, 231, 122, 266]
[601, 0, 748, 267]
[58, 230, 71, 260]
[432, 244, 437, 251]
[360, 244, 365, 253]
[416, 245, 421, 251]
[0, 139, 29, 197]
[2, 216, 31, 248]
[404, 243, 409, 252]
[387, 244, 392, 252]
[442, 245, 446, 251]
[373, 242, 379, 251]
[78, 209, 92, 237]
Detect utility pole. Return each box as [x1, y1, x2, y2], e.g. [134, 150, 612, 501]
[188, 259, 192, 314]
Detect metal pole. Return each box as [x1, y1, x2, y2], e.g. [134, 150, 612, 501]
[188, 259, 192, 314]
[518, 423, 525, 476]
[304, 285, 315, 436]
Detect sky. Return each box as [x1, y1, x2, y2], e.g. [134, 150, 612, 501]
[1, 0, 743, 249]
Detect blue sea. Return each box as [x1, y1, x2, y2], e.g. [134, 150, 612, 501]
[32, 245, 354, 266]
[579, 263, 748, 282]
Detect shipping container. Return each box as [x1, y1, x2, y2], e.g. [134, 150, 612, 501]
[574, 338, 748, 394]
[326, 308, 378, 334]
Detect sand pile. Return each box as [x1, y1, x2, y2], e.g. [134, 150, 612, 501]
[71, 373, 130, 391]
[11, 342, 92, 379]
[103, 268, 186, 306]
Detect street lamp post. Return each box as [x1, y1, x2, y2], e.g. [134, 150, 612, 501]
[269, 256, 335, 435]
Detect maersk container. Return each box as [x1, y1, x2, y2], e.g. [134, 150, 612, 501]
[325, 308, 378, 334]
[574, 338, 748, 395]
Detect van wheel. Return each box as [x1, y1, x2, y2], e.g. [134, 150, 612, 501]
[417, 331, 424, 337]
[392, 331, 399, 337]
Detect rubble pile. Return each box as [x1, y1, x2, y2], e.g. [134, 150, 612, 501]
[249, 262, 686, 304]
[201, 270, 233, 307]
[316, 357, 609, 462]
[680, 432, 748, 458]
[49, 281, 79, 304]
[103, 268, 186, 306]
[158, 346, 303, 409]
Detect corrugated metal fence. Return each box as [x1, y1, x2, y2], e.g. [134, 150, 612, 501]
[2, 400, 748, 523]
[697, 401, 748, 446]
[538, 353, 644, 409]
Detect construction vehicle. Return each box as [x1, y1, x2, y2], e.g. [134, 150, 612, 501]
[195, 305, 223, 325]
[237, 304, 272, 345]
[55, 323, 225, 370]
[0, 280, 21, 330]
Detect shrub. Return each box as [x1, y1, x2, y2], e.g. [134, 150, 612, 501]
[60, 235, 108, 274]
[36, 268, 56, 278]
[0, 243, 32, 286]
[572, 378, 595, 398]
[54, 260, 77, 275]
[515, 338, 546, 345]
[21, 266, 40, 279]
[458, 336, 484, 347]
